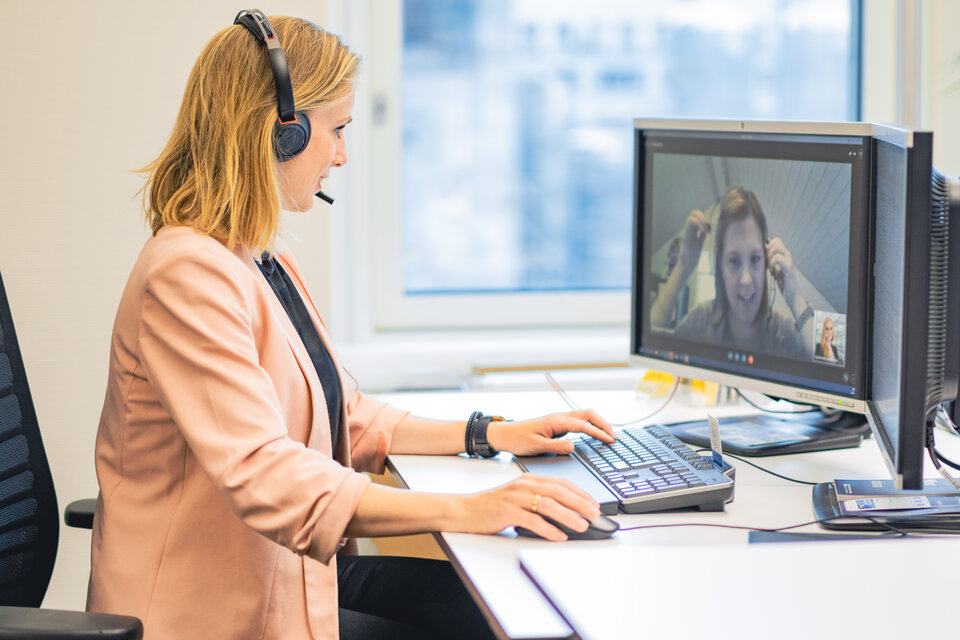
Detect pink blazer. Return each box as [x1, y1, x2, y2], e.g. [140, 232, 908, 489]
[88, 226, 409, 639]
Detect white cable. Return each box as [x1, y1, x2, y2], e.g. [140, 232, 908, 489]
[927, 410, 960, 489]
[543, 370, 681, 428]
[935, 461, 960, 491]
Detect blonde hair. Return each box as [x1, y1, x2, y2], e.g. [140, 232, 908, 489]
[141, 17, 358, 251]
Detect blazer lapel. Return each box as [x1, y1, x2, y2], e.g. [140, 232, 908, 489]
[274, 253, 352, 458]
[239, 255, 329, 452]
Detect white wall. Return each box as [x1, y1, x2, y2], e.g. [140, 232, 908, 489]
[920, 0, 960, 175]
[862, 0, 898, 124]
[863, 0, 960, 174]
[0, 1, 331, 609]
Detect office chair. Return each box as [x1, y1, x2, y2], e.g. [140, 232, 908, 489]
[0, 270, 142, 639]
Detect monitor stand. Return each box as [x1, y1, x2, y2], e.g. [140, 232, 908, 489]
[666, 410, 870, 456]
[811, 482, 960, 532]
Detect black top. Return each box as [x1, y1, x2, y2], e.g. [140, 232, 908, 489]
[256, 253, 341, 452]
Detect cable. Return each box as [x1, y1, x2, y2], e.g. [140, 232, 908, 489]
[617, 515, 960, 537]
[925, 423, 960, 490]
[934, 448, 960, 471]
[932, 412, 960, 470]
[693, 448, 819, 485]
[735, 388, 818, 414]
[544, 370, 681, 428]
[936, 404, 960, 438]
[545, 377, 824, 485]
[616, 514, 911, 536]
[544, 370, 582, 413]
[862, 519, 914, 537]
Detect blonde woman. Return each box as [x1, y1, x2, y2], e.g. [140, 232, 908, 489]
[815, 317, 842, 364]
[651, 186, 813, 360]
[88, 12, 613, 640]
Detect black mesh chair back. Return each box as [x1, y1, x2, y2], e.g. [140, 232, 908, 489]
[0, 270, 59, 607]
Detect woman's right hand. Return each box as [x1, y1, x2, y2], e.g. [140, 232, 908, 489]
[678, 208, 711, 278]
[455, 474, 601, 542]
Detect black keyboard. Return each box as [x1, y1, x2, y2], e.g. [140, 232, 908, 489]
[574, 425, 736, 513]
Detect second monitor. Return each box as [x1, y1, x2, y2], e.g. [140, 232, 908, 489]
[631, 120, 873, 455]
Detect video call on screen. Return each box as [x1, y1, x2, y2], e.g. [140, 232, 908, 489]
[637, 131, 870, 399]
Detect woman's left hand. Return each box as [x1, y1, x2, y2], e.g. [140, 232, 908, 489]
[487, 409, 616, 456]
[766, 237, 799, 307]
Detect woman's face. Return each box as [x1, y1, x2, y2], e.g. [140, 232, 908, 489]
[823, 319, 834, 342]
[277, 91, 355, 212]
[720, 216, 765, 327]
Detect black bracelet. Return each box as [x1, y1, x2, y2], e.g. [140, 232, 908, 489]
[472, 415, 499, 458]
[465, 411, 482, 456]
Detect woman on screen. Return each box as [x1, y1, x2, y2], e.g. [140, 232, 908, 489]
[87, 12, 614, 640]
[815, 316, 843, 364]
[650, 186, 814, 360]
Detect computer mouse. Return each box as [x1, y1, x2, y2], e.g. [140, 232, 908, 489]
[514, 513, 620, 540]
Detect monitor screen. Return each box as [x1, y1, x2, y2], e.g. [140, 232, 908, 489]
[631, 121, 872, 412]
[869, 137, 910, 473]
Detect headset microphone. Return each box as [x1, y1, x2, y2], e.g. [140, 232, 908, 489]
[235, 10, 336, 205]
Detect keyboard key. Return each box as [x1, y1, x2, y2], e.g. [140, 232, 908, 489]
[654, 483, 686, 493]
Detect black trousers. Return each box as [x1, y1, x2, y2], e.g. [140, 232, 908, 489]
[337, 555, 498, 640]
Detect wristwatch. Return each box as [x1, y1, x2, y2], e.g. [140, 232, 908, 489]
[795, 303, 814, 332]
[472, 415, 506, 458]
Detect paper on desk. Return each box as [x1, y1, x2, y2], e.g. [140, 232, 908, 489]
[839, 494, 960, 515]
[707, 413, 723, 467]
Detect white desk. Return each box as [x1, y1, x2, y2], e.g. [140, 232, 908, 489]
[379, 389, 960, 640]
[518, 537, 960, 639]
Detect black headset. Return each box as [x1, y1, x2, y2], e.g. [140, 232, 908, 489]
[234, 9, 311, 161]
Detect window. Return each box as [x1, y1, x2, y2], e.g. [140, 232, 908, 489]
[334, 0, 861, 333]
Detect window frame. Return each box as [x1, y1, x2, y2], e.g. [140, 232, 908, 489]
[338, 1, 649, 332]
[326, 0, 873, 362]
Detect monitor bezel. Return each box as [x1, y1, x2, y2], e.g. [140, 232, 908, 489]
[628, 355, 867, 414]
[633, 118, 911, 144]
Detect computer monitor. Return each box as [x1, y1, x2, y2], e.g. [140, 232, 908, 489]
[813, 127, 960, 527]
[630, 119, 873, 456]
[630, 119, 960, 495]
[866, 126, 960, 490]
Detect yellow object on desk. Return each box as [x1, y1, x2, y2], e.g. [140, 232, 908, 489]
[636, 370, 676, 397]
[637, 370, 724, 406]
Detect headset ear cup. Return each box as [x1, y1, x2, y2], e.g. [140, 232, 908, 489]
[274, 111, 311, 161]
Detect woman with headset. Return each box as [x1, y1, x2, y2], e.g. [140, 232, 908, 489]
[650, 185, 813, 360]
[88, 11, 614, 640]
